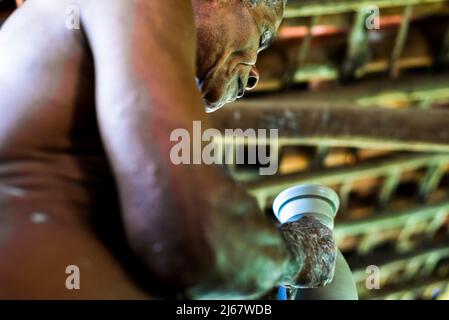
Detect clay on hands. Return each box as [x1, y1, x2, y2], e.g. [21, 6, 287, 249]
[279, 216, 337, 288]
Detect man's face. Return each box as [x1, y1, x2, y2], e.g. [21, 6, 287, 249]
[194, 0, 283, 112]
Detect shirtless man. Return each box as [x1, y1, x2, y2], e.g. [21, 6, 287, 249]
[0, 0, 340, 299]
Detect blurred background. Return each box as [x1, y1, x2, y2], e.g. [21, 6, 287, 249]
[214, 0, 449, 300]
[2, 0, 449, 300]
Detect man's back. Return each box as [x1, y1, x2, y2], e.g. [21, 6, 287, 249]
[0, 0, 99, 198]
[0, 0, 149, 299]
[0, 0, 323, 300]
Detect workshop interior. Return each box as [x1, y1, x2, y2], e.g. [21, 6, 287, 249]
[2, 0, 449, 300]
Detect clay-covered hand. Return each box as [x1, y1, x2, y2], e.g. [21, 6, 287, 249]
[279, 216, 337, 288]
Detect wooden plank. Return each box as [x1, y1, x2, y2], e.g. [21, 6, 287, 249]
[238, 153, 449, 205]
[334, 199, 449, 239]
[342, 8, 371, 80]
[212, 102, 449, 153]
[285, 0, 449, 18]
[389, 5, 414, 78]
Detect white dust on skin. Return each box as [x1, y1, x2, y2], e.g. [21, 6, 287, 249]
[28, 212, 95, 272]
[0, 185, 26, 198]
[30, 212, 49, 224]
[0, 213, 50, 247]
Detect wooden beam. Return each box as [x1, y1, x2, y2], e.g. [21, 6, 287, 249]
[389, 5, 414, 78]
[437, 23, 449, 66]
[236, 153, 449, 207]
[419, 161, 447, 200]
[367, 277, 449, 299]
[283, 15, 319, 87]
[255, 73, 449, 107]
[352, 245, 449, 283]
[257, 18, 443, 91]
[334, 199, 449, 240]
[212, 102, 449, 153]
[342, 8, 371, 80]
[377, 169, 401, 208]
[351, 243, 449, 299]
[285, 0, 449, 18]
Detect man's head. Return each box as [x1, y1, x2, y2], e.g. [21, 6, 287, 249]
[193, 0, 286, 112]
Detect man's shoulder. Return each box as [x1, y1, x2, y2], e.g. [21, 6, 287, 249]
[79, 0, 197, 73]
[80, 0, 196, 35]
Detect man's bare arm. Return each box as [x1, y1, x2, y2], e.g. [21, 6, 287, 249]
[80, 0, 290, 298]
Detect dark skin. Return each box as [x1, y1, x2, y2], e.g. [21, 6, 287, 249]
[193, 0, 280, 112]
[0, 0, 336, 299]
